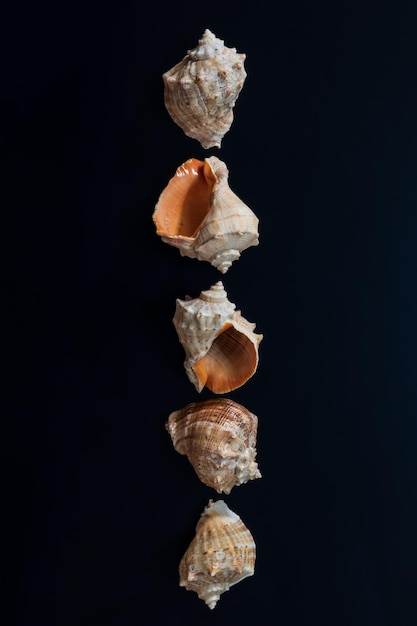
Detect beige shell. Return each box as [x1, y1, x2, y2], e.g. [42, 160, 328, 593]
[179, 499, 256, 609]
[166, 398, 262, 494]
[152, 156, 259, 274]
[173, 281, 263, 394]
[163, 29, 247, 149]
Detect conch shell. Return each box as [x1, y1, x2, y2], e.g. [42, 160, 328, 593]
[179, 499, 256, 609]
[166, 398, 262, 494]
[163, 29, 247, 149]
[173, 281, 263, 394]
[152, 156, 259, 274]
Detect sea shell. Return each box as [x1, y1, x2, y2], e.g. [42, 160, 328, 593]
[152, 156, 259, 274]
[163, 29, 247, 149]
[179, 499, 256, 609]
[166, 398, 262, 494]
[173, 281, 263, 394]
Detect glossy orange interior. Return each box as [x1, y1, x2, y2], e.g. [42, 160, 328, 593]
[154, 158, 217, 238]
[193, 324, 258, 394]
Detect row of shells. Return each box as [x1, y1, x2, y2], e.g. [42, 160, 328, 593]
[159, 29, 260, 610]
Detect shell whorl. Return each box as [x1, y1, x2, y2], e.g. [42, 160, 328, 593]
[194, 157, 259, 273]
[188, 28, 225, 61]
[199, 280, 228, 303]
[174, 281, 236, 367]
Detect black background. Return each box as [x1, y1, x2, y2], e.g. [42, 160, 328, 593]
[4, 1, 417, 625]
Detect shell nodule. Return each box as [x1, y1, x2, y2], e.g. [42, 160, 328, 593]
[163, 29, 247, 149]
[152, 156, 259, 274]
[172, 281, 263, 394]
[166, 398, 262, 494]
[179, 499, 256, 609]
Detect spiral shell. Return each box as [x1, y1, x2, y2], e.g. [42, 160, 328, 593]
[152, 156, 259, 274]
[179, 499, 256, 609]
[173, 281, 263, 394]
[166, 398, 262, 494]
[163, 29, 247, 149]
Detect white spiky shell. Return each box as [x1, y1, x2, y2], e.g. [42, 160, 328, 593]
[172, 281, 263, 394]
[179, 499, 256, 609]
[163, 29, 247, 149]
[166, 398, 262, 494]
[152, 156, 259, 274]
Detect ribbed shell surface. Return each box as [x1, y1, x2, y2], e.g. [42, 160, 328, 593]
[166, 398, 261, 494]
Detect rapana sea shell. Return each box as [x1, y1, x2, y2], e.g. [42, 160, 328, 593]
[163, 29, 247, 149]
[152, 156, 259, 274]
[173, 281, 263, 394]
[166, 398, 262, 494]
[179, 499, 256, 609]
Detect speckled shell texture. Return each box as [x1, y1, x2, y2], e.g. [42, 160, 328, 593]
[179, 499, 256, 609]
[166, 398, 262, 494]
[172, 281, 263, 394]
[163, 29, 247, 149]
[152, 156, 259, 274]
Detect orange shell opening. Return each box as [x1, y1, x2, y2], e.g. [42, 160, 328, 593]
[193, 324, 258, 394]
[154, 158, 217, 238]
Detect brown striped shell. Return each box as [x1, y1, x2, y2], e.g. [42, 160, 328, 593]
[166, 398, 262, 494]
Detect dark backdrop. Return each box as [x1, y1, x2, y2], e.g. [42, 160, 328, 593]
[3, 1, 417, 625]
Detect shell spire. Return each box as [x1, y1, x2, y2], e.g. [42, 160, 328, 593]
[163, 29, 247, 149]
[179, 499, 256, 609]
